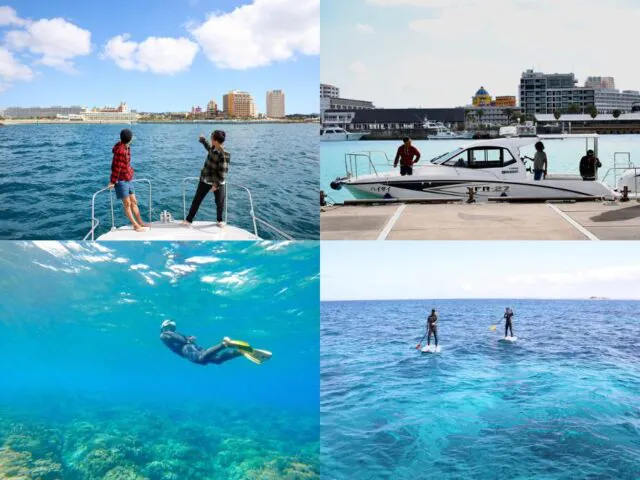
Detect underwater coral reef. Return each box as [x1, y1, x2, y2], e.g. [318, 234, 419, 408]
[0, 397, 319, 480]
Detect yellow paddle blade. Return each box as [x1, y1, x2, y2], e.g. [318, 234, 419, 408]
[489, 325, 497, 331]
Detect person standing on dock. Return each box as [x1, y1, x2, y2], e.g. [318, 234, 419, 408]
[532, 141, 547, 181]
[579, 149, 602, 181]
[107, 129, 147, 232]
[183, 130, 230, 227]
[393, 137, 421, 176]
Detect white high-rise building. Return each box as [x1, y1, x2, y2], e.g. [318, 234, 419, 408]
[320, 84, 340, 98]
[266, 90, 286, 118]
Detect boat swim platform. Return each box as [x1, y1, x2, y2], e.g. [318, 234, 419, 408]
[320, 201, 640, 241]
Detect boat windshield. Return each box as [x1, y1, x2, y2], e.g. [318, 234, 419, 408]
[429, 147, 464, 165]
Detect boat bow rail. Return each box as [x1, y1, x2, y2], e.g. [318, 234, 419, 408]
[85, 179, 152, 240]
[85, 178, 293, 240]
[331, 151, 394, 190]
[181, 177, 293, 240]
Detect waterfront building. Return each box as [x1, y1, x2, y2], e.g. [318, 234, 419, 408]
[585, 76, 615, 89]
[4, 105, 85, 118]
[266, 90, 286, 118]
[519, 70, 580, 115]
[519, 70, 640, 115]
[472, 87, 492, 106]
[320, 83, 340, 99]
[191, 105, 202, 114]
[545, 87, 595, 114]
[206, 100, 218, 114]
[348, 108, 465, 132]
[223, 90, 257, 118]
[465, 106, 522, 128]
[535, 112, 640, 134]
[321, 97, 375, 125]
[495, 96, 517, 107]
[321, 110, 357, 129]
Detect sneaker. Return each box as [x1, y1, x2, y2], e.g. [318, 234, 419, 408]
[217, 221, 226, 228]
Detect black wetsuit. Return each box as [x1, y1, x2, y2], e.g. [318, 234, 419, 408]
[160, 331, 242, 365]
[504, 311, 514, 337]
[427, 314, 438, 347]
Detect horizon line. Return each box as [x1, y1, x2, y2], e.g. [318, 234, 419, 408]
[321, 296, 640, 302]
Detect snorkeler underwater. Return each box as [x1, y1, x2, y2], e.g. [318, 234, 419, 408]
[0, 241, 320, 479]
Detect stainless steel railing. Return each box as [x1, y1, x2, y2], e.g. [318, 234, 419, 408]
[84, 179, 152, 241]
[181, 178, 293, 240]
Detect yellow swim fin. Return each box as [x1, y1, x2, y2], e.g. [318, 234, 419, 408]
[226, 339, 253, 352]
[242, 348, 272, 365]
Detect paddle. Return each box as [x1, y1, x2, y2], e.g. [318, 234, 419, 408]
[415, 331, 428, 350]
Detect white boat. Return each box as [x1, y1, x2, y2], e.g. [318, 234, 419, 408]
[85, 178, 292, 241]
[320, 126, 367, 141]
[500, 123, 536, 138]
[426, 121, 474, 140]
[329, 134, 618, 202]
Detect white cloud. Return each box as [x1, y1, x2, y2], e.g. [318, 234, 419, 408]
[102, 34, 199, 74]
[190, 0, 319, 70]
[0, 5, 25, 25]
[356, 23, 374, 34]
[0, 46, 33, 84]
[5, 17, 91, 72]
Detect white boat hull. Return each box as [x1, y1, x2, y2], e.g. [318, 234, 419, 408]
[320, 133, 366, 141]
[343, 174, 616, 201]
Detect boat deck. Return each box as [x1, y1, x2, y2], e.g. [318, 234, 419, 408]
[320, 201, 640, 240]
[97, 221, 259, 241]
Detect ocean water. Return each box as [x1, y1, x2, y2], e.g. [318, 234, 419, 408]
[321, 135, 640, 202]
[0, 123, 319, 240]
[0, 241, 320, 479]
[321, 299, 640, 479]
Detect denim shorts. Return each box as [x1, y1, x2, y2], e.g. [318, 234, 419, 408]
[115, 181, 135, 200]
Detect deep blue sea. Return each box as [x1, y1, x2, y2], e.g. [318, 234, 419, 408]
[321, 299, 640, 479]
[0, 123, 319, 240]
[0, 241, 319, 479]
[322, 135, 640, 202]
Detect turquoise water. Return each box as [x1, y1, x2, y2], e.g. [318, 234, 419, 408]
[321, 135, 640, 202]
[0, 241, 319, 479]
[321, 299, 640, 479]
[0, 123, 319, 240]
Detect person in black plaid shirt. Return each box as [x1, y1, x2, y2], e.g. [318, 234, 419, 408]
[183, 130, 230, 226]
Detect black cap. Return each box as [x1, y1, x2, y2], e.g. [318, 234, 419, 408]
[120, 128, 133, 144]
[212, 130, 226, 143]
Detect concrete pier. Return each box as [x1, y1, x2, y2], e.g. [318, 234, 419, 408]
[320, 201, 640, 240]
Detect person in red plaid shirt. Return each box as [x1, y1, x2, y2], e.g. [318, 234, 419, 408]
[107, 129, 147, 231]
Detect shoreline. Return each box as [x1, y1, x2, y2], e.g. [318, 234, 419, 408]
[0, 119, 319, 126]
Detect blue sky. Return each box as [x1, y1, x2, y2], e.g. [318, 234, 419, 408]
[321, 0, 640, 108]
[0, 0, 319, 112]
[321, 241, 640, 301]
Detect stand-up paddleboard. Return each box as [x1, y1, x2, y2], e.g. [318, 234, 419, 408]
[421, 345, 442, 353]
[499, 336, 517, 343]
